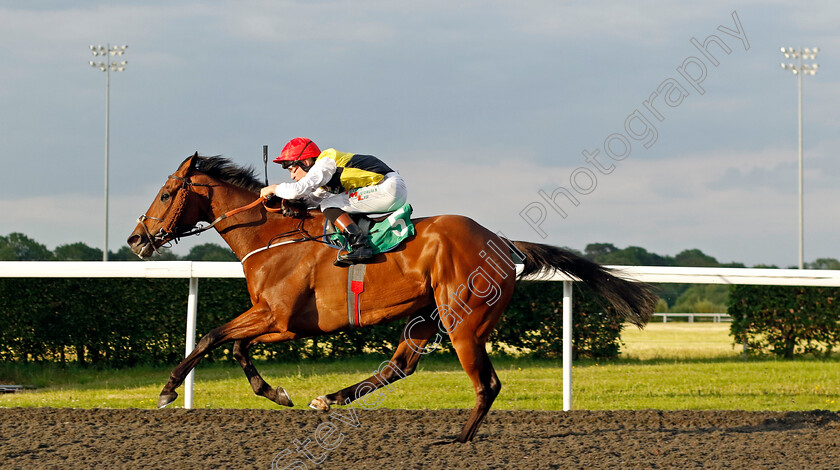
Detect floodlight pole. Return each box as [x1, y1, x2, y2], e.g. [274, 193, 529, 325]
[780, 47, 818, 269]
[89, 44, 128, 261]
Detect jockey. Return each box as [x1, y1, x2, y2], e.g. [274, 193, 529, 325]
[260, 137, 408, 266]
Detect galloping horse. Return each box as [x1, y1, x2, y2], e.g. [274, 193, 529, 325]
[127, 153, 657, 443]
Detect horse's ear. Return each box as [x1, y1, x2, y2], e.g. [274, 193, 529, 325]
[189, 152, 201, 169]
[175, 152, 200, 176]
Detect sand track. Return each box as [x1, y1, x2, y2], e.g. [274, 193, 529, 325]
[2, 408, 839, 469]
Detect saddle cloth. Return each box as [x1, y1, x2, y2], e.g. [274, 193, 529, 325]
[324, 203, 415, 255]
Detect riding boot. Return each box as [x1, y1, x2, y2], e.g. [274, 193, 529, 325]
[333, 213, 374, 266]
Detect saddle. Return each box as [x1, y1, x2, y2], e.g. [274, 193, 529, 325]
[323, 203, 415, 256]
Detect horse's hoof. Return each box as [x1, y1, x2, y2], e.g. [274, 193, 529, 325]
[267, 388, 293, 407]
[308, 396, 331, 411]
[157, 391, 178, 409]
[277, 388, 294, 407]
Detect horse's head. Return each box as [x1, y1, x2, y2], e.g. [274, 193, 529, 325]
[127, 153, 213, 259]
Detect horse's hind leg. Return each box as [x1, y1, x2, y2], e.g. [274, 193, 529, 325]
[449, 335, 501, 443]
[232, 339, 293, 407]
[309, 310, 439, 411]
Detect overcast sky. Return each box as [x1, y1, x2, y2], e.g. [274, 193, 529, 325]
[1, 1, 838, 267]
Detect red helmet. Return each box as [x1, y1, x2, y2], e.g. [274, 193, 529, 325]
[273, 137, 321, 169]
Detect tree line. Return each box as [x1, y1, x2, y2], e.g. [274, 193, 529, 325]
[0, 232, 238, 262]
[3, 232, 840, 314]
[3, 232, 839, 364]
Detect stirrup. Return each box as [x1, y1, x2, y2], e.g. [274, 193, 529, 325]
[335, 246, 374, 267]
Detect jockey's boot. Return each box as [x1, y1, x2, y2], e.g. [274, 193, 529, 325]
[333, 213, 374, 266]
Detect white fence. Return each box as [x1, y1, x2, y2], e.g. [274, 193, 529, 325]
[654, 313, 732, 322]
[0, 261, 243, 409]
[2, 261, 840, 411]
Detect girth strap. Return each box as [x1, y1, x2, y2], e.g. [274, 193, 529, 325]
[346, 264, 366, 328]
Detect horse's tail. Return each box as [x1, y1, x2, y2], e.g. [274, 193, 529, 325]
[511, 241, 657, 328]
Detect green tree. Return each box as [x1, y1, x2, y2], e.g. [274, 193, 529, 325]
[596, 246, 671, 266]
[673, 249, 718, 267]
[806, 258, 840, 270]
[584, 243, 618, 260]
[54, 242, 103, 261]
[108, 245, 179, 261]
[0, 233, 53, 260]
[671, 284, 728, 313]
[183, 243, 238, 261]
[109, 246, 142, 261]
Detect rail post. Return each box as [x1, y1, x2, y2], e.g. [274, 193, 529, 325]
[562, 280, 573, 411]
[184, 276, 198, 409]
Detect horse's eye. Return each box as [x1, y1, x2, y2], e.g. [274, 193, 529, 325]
[161, 192, 171, 202]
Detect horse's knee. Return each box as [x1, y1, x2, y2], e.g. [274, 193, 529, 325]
[385, 357, 420, 379]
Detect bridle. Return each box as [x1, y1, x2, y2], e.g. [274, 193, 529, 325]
[136, 174, 219, 255]
[137, 173, 319, 259]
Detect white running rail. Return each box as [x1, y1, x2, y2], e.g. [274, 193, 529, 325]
[2, 262, 840, 410]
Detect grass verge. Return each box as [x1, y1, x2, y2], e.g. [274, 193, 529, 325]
[1, 324, 838, 411]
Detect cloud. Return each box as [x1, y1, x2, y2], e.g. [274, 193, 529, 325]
[395, 144, 839, 266]
[0, 187, 226, 254]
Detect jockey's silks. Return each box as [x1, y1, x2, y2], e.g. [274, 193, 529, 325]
[316, 149, 394, 194]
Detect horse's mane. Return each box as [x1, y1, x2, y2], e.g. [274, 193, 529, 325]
[186, 155, 309, 218]
[191, 155, 264, 193]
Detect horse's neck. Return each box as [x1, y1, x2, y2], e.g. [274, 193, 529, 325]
[206, 184, 318, 261]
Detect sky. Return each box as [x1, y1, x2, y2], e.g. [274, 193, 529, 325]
[1, 0, 839, 267]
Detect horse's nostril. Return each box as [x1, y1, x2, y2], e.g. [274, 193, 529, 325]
[127, 235, 141, 246]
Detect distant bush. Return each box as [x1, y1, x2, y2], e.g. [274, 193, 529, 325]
[0, 278, 627, 367]
[728, 285, 840, 358]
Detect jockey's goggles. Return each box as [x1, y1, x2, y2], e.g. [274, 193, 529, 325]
[280, 160, 313, 172]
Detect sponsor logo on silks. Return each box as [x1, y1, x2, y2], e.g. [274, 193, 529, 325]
[349, 187, 377, 202]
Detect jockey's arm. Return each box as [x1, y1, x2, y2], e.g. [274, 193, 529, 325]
[264, 158, 336, 200]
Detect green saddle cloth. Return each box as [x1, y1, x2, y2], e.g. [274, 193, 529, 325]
[327, 204, 415, 255]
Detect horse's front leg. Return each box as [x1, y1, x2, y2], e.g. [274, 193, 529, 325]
[232, 338, 293, 407]
[157, 304, 274, 408]
[309, 311, 439, 411]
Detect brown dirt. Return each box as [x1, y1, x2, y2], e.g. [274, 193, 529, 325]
[1, 407, 839, 469]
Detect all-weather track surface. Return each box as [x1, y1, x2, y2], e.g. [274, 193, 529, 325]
[1, 408, 839, 469]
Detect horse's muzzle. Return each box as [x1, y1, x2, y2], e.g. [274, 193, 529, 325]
[127, 233, 155, 259]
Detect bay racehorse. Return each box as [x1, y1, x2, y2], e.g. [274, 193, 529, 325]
[127, 153, 657, 442]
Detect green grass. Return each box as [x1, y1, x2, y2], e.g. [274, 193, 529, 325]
[2, 323, 839, 411]
[621, 322, 740, 360]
